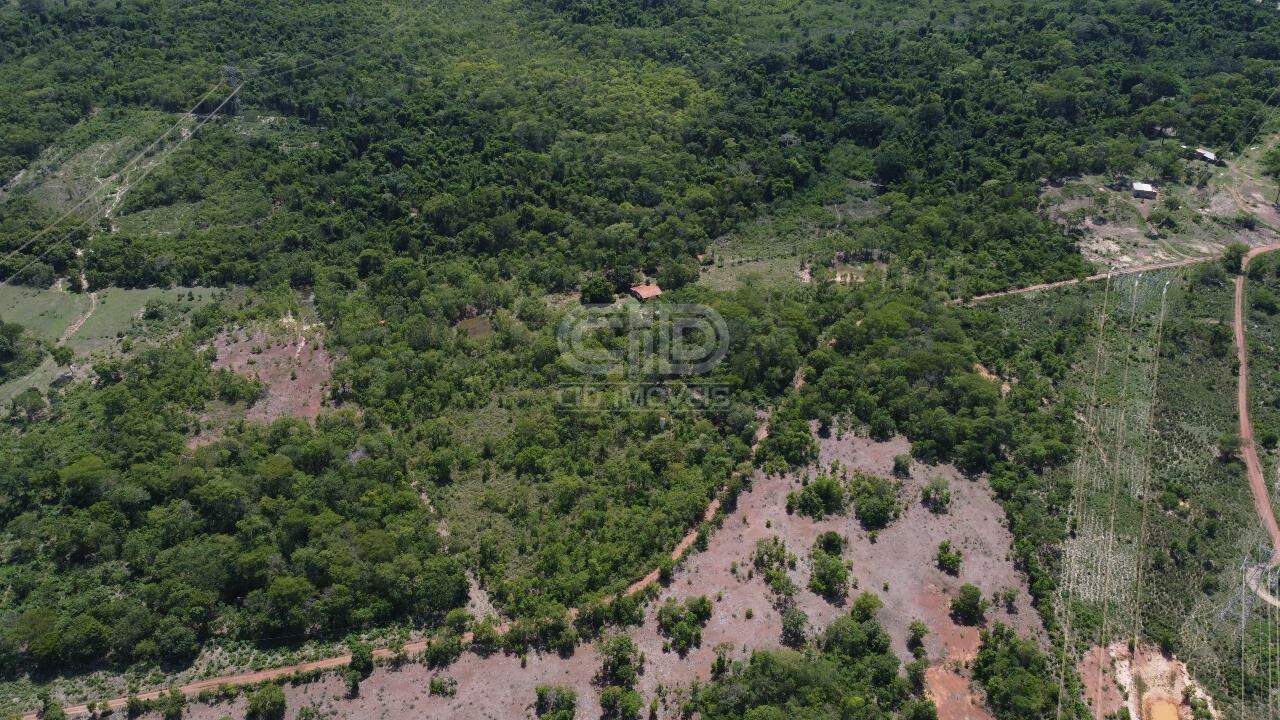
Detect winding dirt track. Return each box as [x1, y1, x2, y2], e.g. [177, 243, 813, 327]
[26, 373, 793, 720]
[31, 248, 1280, 717]
[1234, 244, 1280, 562]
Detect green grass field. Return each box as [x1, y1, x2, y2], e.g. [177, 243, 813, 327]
[0, 284, 221, 405]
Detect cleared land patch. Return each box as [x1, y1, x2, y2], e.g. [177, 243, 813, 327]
[0, 284, 218, 405]
[208, 317, 332, 425]
[152, 429, 1041, 720]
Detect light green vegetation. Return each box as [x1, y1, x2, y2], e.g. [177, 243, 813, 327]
[980, 262, 1265, 715]
[0, 284, 220, 405]
[0, 283, 89, 340]
[697, 178, 882, 292]
[0, 109, 185, 217]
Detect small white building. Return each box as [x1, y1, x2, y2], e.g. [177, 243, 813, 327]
[1132, 181, 1157, 200]
[1195, 147, 1220, 164]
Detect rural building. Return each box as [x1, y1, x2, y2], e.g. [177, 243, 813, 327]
[1132, 181, 1157, 200]
[1195, 147, 1221, 165]
[629, 284, 662, 301]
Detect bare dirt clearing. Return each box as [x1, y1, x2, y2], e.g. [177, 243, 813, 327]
[1041, 160, 1280, 276]
[205, 318, 332, 427]
[1080, 642, 1219, 720]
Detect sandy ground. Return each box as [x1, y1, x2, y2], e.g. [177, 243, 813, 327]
[142, 430, 1041, 720]
[1080, 642, 1220, 720]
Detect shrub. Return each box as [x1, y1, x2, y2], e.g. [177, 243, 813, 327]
[1223, 242, 1249, 274]
[658, 556, 674, 584]
[851, 474, 901, 530]
[893, 454, 912, 477]
[908, 620, 929, 657]
[936, 541, 962, 576]
[598, 635, 642, 687]
[656, 596, 713, 655]
[921, 476, 951, 513]
[788, 475, 846, 519]
[781, 607, 808, 648]
[154, 689, 185, 720]
[973, 623, 1056, 719]
[808, 550, 848, 601]
[851, 592, 883, 622]
[814, 531, 845, 555]
[599, 686, 642, 720]
[535, 684, 577, 719]
[349, 642, 374, 679]
[428, 675, 458, 697]
[246, 684, 287, 720]
[951, 584, 987, 625]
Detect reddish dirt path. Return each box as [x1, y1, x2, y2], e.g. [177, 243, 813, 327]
[1234, 243, 1280, 564]
[28, 373, 794, 720]
[964, 254, 1221, 304]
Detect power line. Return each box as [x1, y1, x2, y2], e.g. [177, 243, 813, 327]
[0, 3, 422, 289]
[0, 82, 226, 271]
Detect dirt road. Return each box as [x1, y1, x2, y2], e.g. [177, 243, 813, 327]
[964, 254, 1221, 304]
[1233, 243, 1280, 567]
[26, 370, 797, 719]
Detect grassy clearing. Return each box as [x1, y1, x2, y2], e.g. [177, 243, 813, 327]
[0, 283, 89, 340]
[1, 109, 186, 216]
[0, 284, 221, 405]
[698, 175, 879, 292]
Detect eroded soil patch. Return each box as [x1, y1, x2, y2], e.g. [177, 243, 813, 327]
[192, 319, 332, 444]
[1081, 642, 1221, 720]
[160, 429, 1041, 720]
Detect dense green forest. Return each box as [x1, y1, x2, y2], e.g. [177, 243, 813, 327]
[2, 0, 1280, 715]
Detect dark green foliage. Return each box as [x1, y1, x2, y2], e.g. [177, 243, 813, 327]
[973, 624, 1059, 720]
[787, 474, 845, 519]
[755, 406, 817, 471]
[851, 474, 901, 531]
[753, 536, 798, 600]
[698, 612, 924, 719]
[36, 689, 65, 720]
[428, 675, 457, 697]
[246, 684, 287, 720]
[907, 620, 928, 658]
[656, 596, 712, 655]
[935, 541, 962, 576]
[779, 607, 807, 648]
[598, 634, 642, 688]
[814, 531, 845, 556]
[535, 684, 578, 720]
[807, 549, 848, 602]
[599, 686, 642, 720]
[950, 584, 987, 626]
[0, 319, 46, 385]
[1223, 242, 1250, 275]
[153, 688, 185, 720]
[2, 0, 1279, 706]
[0, 346, 466, 673]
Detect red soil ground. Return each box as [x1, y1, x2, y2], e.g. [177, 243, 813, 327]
[1234, 244, 1280, 562]
[132, 431, 1040, 720]
[193, 326, 333, 442]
